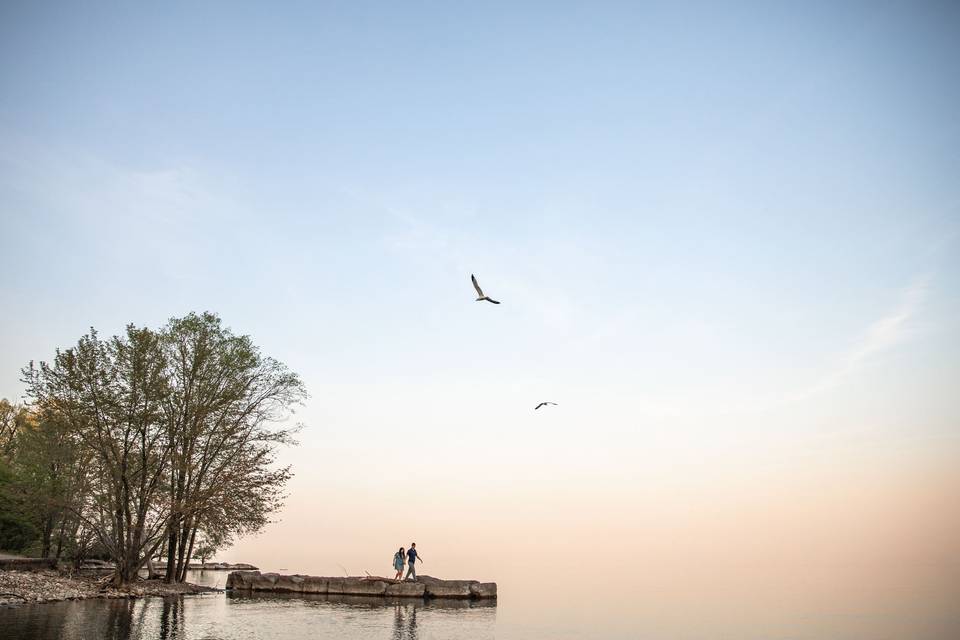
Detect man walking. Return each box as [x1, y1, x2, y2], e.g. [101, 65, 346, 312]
[405, 542, 422, 581]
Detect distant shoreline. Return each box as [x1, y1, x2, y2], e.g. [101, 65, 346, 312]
[186, 562, 259, 571]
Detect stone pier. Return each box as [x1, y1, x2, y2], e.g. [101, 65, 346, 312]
[226, 571, 496, 599]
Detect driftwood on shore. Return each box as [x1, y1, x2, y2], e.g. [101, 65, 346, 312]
[226, 571, 497, 600]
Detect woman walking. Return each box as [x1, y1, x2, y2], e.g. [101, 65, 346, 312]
[393, 547, 405, 581]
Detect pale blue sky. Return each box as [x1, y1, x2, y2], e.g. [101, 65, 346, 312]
[1, 3, 959, 573]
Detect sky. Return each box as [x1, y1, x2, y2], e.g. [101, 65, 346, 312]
[1, 2, 959, 635]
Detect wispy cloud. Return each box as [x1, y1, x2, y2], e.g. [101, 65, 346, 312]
[567, 277, 934, 421]
[0, 136, 261, 288]
[787, 276, 930, 403]
[0, 135, 223, 229]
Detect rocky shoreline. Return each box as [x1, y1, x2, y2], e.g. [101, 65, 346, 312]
[0, 570, 219, 607]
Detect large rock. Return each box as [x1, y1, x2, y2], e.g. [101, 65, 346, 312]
[226, 570, 259, 590]
[386, 581, 426, 597]
[275, 575, 307, 592]
[300, 576, 328, 594]
[226, 571, 496, 599]
[340, 578, 387, 596]
[471, 582, 497, 599]
[252, 573, 281, 590]
[417, 576, 476, 599]
[325, 578, 346, 594]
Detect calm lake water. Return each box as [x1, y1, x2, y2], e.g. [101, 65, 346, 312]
[1, 567, 958, 639]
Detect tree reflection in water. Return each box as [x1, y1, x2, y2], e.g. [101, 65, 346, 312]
[158, 596, 184, 639]
[0, 592, 496, 639]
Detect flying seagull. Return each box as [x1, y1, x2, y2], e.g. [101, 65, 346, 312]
[534, 402, 557, 410]
[471, 274, 500, 304]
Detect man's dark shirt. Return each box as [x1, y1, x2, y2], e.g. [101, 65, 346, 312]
[407, 548, 418, 564]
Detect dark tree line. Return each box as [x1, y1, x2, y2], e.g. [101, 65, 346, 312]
[1, 312, 306, 585]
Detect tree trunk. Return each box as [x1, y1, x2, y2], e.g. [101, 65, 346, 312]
[165, 523, 178, 584]
[166, 464, 185, 583]
[69, 519, 85, 571]
[179, 522, 199, 583]
[40, 513, 55, 559]
[146, 556, 159, 580]
[174, 516, 192, 582]
[54, 517, 67, 561]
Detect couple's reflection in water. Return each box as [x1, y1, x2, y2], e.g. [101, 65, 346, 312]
[392, 601, 418, 639]
[225, 591, 496, 640]
[391, 596, 498, 640]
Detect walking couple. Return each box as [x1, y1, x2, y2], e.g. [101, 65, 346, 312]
[392, 542, 423, 581]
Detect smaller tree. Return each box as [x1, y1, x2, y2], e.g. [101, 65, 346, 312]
[12, 411, 86, 559]
[0, 462, 37, 552]
[23, 326, 174, 584]
[0, 400, 37, 552]
[191, 529, 225, 566]
[0, 399, 26, 459]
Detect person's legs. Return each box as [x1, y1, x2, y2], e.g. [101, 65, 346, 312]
[405, 563, 416, 580]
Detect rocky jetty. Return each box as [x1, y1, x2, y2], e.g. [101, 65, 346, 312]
[226, 571, 496, 600]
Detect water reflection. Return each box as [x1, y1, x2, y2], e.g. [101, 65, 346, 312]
[0, 590, 497, 640]
[102, 599, 134, 640]
[1, 597, 148, 640]
[392, 603, 415, 640]
[158, 597, 184, 639]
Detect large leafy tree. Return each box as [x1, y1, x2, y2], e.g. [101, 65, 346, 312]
[20, 313, 306, 585]
[161, 312, 303, 582]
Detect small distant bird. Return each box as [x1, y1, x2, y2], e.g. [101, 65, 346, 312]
[534, 402, 557, 410]
[471, 274, 500, 304]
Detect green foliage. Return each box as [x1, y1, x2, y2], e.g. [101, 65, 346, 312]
[0, 513, 36, 552]
[0, 398, 26, 458]
[0, 460, 38, 552]
[17, 311, 307, 584]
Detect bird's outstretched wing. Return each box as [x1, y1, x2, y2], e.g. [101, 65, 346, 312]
[535, 402, 546, 410]
[471, 274, 485, 297]
[485, 297, 500, 304]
